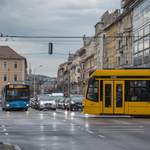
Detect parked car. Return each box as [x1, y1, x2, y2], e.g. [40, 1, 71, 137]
[56, 98, 65, 109]
[67, 95, 84, 111]
[62, 98, 70, 110]
[30, 98, 35, 109]
[38, 97, 56, 111]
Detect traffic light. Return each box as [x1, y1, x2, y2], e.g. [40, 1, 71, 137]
[63, 92, 66, 97]
[49, 42, 53, 55]
[74, 80, 76, 83]
[83, 80, 85, 85]
[51, 88, 52, 91]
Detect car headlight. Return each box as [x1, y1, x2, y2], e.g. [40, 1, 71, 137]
[71, 101, 75, 104]
[65, 103, 67, 105]
[40, 102, 43, 105]
[53, 102, 56, 105]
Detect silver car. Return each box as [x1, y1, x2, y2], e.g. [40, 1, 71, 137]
[38, 97, 56, 111]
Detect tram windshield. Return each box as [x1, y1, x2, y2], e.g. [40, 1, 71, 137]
[86, 80, 98, 102]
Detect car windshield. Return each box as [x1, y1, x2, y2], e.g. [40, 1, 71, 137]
[52, 96, 63, 100]
[41, 98, 55, 101]
[72, 97, 84, 102]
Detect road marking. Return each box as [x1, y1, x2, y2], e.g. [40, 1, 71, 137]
[3, 129, 6, 131]
[63, 120, 66, 122]
[80, 128, 84, 130]
[2, 125, 5, 128]
[99, 129, 143, 131]
[5, 133, 8, 135]
[99, 135, 105, 138]
[104, 126, 142, 128]
[70, 123, 74, 126]
[87, 130, 94, 134]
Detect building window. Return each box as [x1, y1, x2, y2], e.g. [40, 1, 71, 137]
[119, 41, 121, 49]
[126, 36, 129, 46]
[3, 74, 7, 81]
[144, 36, 149, 49]
[144, 49, 149, 64]
[83, 73, 85, 79]
[126, 53, 129, 64]
[133, 41, 138, 54]
[3, 62, 7, 69]
[139, 39, 143, 51]
[14, 62, 18, 69]
[78, 68, 80, 73]
[14, 75, 17, 81]
[118, 57, 120, 66]
[144, 26, 149, 36]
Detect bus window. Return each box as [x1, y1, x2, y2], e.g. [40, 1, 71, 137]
[86, 80, 99, 102]
[105, 84, 111, 107]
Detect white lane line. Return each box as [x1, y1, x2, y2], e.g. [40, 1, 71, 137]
[80, 128, 84, 130]
[104, 126, 142, 128]
[63, 120, 66, 122]
[3, 129, 7, 131]
[99, 129, 143, 131]
[87, 130, 94, 134]
[70, 123, 74, 126]
[99, 135, 105, 138]
[5, 133, 8, 135]
[2, 125, 5, 128]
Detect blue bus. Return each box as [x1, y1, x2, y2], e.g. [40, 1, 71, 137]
[1, 83, 30, 111]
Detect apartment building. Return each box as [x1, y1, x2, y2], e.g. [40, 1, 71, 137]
[0, 46, 27, 90]
[94, 10, 120, 70]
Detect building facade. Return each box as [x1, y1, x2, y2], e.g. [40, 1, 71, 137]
[133, 0, 150, 67]
[0, 46, 27, 91]
[94, 10, 120, 70]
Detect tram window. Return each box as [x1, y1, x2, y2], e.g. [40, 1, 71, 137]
[105, 84, 111, 107]
[86, 80, 99, 102]
[126, 80, 147, 101]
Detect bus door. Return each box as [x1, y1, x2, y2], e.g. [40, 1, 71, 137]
[114, 81, 124, 114]
[103, 81, 125, 114]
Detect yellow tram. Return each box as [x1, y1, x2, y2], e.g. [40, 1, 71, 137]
[83, 68, 150, 116]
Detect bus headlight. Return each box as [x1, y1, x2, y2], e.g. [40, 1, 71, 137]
[26, 104, 29, 107]
[6, 104, 10, 107]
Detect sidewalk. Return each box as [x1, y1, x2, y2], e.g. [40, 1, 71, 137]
[0, 142, 21, 150]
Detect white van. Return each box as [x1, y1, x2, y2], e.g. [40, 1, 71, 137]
[51, 93, 64, 100]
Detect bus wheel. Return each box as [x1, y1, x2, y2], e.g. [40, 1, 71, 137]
[2, 108, 4, 111]
[25, 109, 28, 111]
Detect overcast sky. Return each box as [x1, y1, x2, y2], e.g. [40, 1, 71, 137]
[0, 0, 120, 77]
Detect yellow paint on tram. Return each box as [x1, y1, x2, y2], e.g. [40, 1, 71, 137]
[83, 69, 150, 116]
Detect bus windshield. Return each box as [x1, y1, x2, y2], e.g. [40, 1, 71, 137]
[6, 89, 29, 100]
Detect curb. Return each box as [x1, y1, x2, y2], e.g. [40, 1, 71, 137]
[3, 142, 22, 150]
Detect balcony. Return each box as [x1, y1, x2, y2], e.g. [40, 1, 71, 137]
[117, 45, 124, 54]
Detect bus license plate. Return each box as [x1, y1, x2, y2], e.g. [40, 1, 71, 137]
[16, 106, 20, 108]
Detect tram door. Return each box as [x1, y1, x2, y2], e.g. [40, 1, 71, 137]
[103, 81, 125, 114]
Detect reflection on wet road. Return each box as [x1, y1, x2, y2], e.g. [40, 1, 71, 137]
[0, 108, 150, 150]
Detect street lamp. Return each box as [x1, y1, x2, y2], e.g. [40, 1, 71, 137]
[34, 65, 42, 97]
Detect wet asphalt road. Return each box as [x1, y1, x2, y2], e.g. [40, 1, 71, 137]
[0, 108, 150, 150]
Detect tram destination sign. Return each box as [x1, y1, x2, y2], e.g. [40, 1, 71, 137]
[111, 76, 117, 78]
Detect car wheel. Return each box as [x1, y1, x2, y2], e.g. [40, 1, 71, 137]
[2, 108, 4, 111]
[53, 108, 56, 111]
[69, 107, 72, 111]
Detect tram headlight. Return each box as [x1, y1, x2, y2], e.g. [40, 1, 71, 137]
[6, 104, 10, 107]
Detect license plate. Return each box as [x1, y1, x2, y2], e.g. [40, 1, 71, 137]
[16, 106, 20, 108]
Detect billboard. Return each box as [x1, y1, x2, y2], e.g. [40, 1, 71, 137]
[121, 0, 132, 8]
